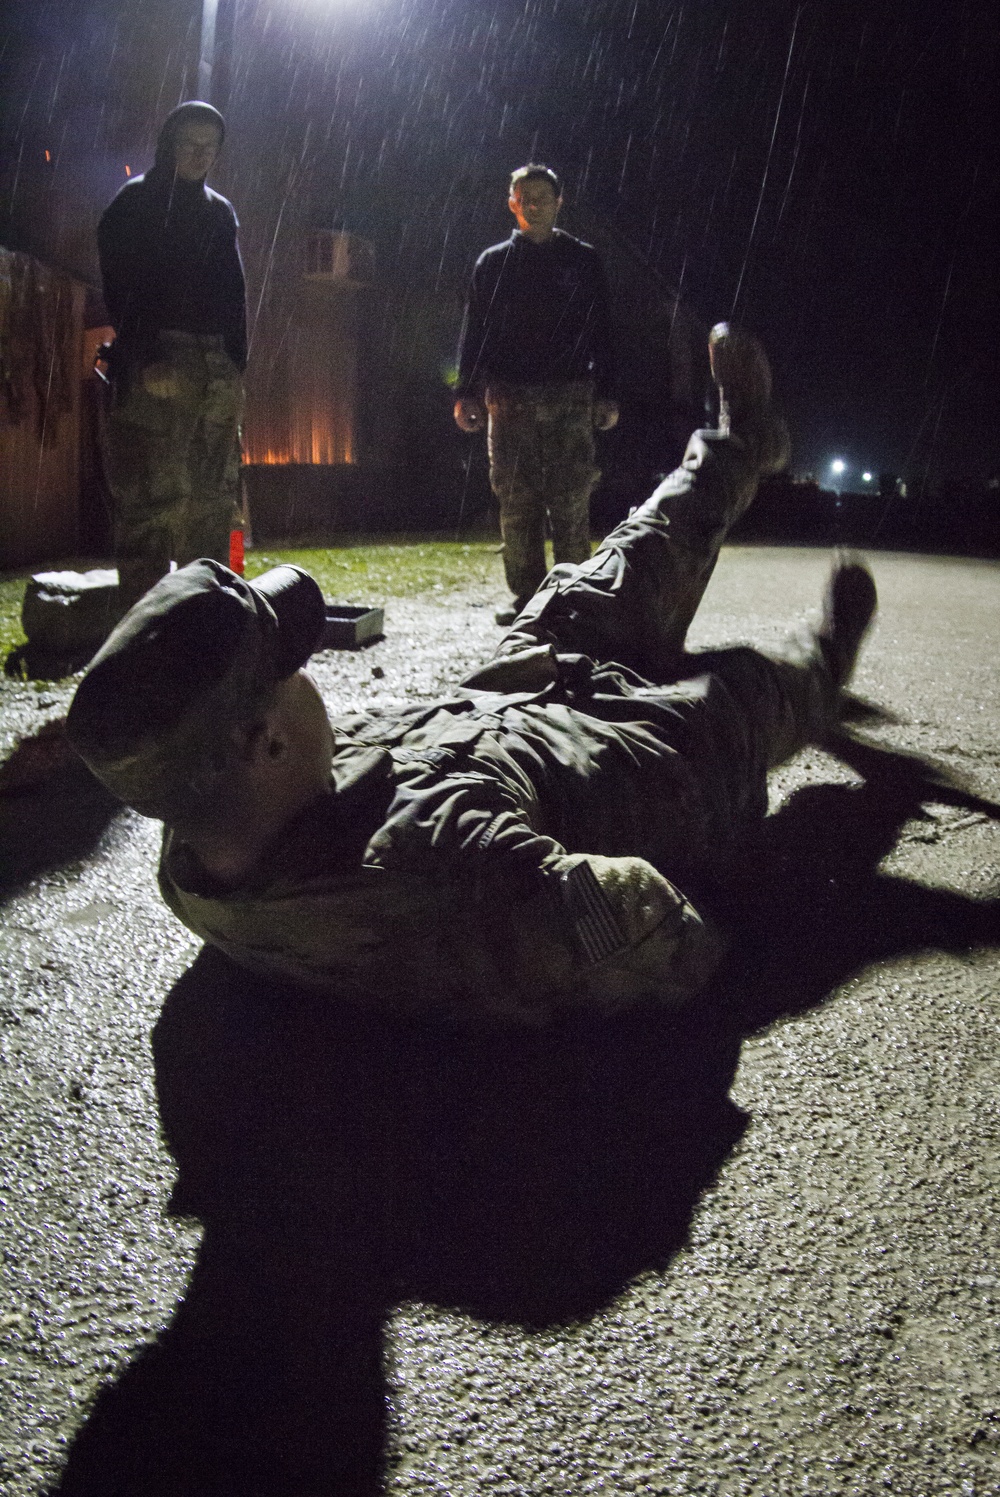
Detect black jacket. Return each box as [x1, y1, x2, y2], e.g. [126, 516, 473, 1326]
[456, 229, 615, 400]
[98, 167, 247, 371]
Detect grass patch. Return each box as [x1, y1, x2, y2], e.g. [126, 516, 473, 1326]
[0, 538, 505, 664]
[245, 536, 503, 601]
[0, 575, 28, 659]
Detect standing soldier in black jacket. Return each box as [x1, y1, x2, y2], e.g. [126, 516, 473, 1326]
[97, 101, 247, 612]
[454, 165, 618, 624]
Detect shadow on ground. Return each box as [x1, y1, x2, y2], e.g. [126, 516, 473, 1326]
[50, 745, 1000, 1497]
[0, 727, 120, 902]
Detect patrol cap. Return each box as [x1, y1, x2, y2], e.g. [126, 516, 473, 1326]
[66, 559, 325, 822]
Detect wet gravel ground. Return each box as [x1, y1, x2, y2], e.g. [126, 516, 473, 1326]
[0, 546, 998, 1497]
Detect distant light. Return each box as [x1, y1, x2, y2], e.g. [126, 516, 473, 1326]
[44, 149, 51, 162]
[830, 459, 846, 476]
[862, 471, 872, 483]
[125, 164, 131, 176]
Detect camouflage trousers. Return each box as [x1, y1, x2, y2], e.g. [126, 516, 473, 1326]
[471, 426, 840, 882]
[486, 381, 600, 603]
[105, 332, 243, 613]
[497, 426, 774, 678]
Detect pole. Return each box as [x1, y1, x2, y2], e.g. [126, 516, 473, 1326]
[198, 0, 218, 101]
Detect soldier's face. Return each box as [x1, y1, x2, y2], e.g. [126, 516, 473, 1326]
[173, 122, 222, 181]
[509, 179, 562, 240]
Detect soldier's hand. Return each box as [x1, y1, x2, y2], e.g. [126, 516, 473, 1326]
[141, 362, 180, 399]
[454, 396, 487, 433]
[592, 398, 619, 432]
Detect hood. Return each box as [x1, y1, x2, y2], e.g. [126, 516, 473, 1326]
[153, 100, 226, 172]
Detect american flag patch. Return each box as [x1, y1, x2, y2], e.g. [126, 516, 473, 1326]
[560, 860, 627, 964]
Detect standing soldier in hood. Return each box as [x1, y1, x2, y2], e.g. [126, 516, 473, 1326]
[97, 101, 247, 613]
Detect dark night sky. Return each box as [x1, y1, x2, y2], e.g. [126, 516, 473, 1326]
[2, 0, 998, 486]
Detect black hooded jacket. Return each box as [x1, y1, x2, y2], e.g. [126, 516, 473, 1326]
[98, 103, 247, 372]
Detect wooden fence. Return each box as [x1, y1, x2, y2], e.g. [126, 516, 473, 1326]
[0, 247, 89, 570]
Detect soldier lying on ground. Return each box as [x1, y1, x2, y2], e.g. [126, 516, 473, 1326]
[65, 326, 878, 1026]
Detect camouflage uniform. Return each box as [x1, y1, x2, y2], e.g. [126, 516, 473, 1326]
[97, 102, 247, 614]
[486, 381, 600, 603]
[106, 332, 242, 612]
[493, 426, 765, 682]
[456, 225, 615, 608]
[146, 425, 840, 1026]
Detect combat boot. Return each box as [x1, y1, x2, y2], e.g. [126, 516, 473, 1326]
[495, 597, 530, 627]
[708, 322, 791, 474]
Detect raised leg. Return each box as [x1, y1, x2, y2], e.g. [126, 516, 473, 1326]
[488, 325, 788, 682]
[648, 554, 877, 880]
[531, 561, 876, 890]
[491, 426, 761, 681]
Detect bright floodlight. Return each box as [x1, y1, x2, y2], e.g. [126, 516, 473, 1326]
[830, 459, 846, 476]
[862, 471, 873, 483]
